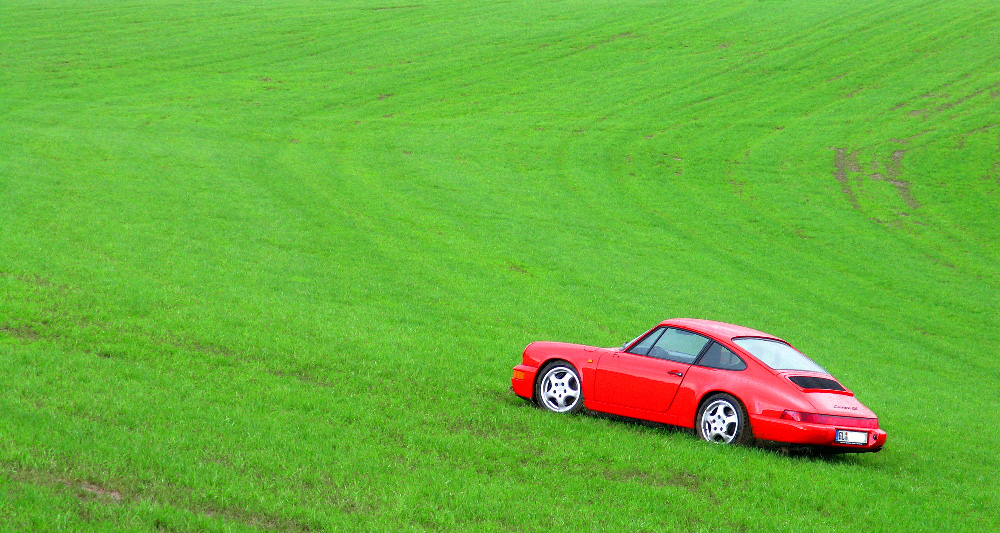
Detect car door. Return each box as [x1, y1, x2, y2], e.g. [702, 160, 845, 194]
[596, 327, 712, 412]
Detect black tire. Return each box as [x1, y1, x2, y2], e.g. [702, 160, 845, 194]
[696, 393, 753, 445]
[534, 361, 584, 414]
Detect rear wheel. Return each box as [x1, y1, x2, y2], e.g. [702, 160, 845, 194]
[696, 393, 752, 445]
[535, 362, 583, 413]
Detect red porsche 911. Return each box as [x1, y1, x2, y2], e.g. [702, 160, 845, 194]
[511, 318, 886, 453]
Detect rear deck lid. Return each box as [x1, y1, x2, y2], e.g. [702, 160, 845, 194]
[799, 390, 877, 419]
[781, 372, 878, 419]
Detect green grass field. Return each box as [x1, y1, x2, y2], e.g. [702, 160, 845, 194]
[2, 0, 999, 530]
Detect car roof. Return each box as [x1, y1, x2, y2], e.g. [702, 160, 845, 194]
[659, 318, 783, 342]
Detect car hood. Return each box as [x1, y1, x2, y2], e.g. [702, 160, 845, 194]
[522, 341, 616, 366]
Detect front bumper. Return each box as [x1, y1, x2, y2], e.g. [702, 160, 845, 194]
[750, 414, 887, 451]
[511, 364, 537, 399]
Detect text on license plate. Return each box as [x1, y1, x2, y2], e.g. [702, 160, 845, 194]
[836, 430, 868, 445]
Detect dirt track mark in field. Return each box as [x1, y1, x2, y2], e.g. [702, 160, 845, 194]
[0, 270, 57, 288]
[935, 83, 1000, 112]
[992, 130, 1000, 191]
[11, 468, 124, 504]
[911, 83, 1000, 117]
[506, 261, 533, 276]
[729, 179, 746, 199]
[267, 368, 334, 388]
[199, 503, 321, 531]
[0, 325, 41, 341]
[366, 4, 423, 10]
[569, 31, 643, 53]
[831, 145, 920, 210]
[955, 124, 995, 149]
[831, 148, 861, 210]
[872, 149, 920, 209]
[604, 467, 704, 493]
[80, 482, 122, 502]
[165, 333, 238, 359]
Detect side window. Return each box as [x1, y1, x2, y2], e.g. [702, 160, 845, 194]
[626, 327, 665, 356]
[697, 342, 747, 370]
[648, 328, 711, 364]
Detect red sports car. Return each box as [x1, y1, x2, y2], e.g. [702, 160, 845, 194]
[511, 318, 886, 452]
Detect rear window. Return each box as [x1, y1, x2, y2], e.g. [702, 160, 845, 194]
[733, 337, 827, 373]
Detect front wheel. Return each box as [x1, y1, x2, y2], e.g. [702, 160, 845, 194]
[696, 393, 752, 445]
[535, 362, 584, 413]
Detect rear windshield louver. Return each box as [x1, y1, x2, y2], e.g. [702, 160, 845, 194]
[788, 376, 846, 391]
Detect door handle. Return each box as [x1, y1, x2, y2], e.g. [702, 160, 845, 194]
[668, 371, 683, 377]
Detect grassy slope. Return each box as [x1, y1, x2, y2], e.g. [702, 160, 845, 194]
[1, 0, 998, 530]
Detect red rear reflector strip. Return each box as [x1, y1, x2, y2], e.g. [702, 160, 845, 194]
[781, 410, 878, 429]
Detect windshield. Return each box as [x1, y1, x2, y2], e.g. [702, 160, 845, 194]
[733, 337, 827, 373]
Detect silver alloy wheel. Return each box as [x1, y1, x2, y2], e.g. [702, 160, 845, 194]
[539, 365, 581, 413]
[701, 398, 740, 443]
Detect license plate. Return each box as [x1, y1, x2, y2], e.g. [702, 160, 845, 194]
[836, 430, 868, 445]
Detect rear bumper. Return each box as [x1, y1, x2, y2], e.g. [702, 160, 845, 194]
[511, 364, 537, 399]
[750, 414, 887, 451]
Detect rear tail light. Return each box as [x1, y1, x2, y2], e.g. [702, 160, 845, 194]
[780, 410, 803, 421]
[781, 410, 879, 429]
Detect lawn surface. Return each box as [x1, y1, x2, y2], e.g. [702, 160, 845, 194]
[2, 0, 999, 530]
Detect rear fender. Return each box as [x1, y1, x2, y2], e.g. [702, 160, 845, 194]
[690, 389, 750, 429]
